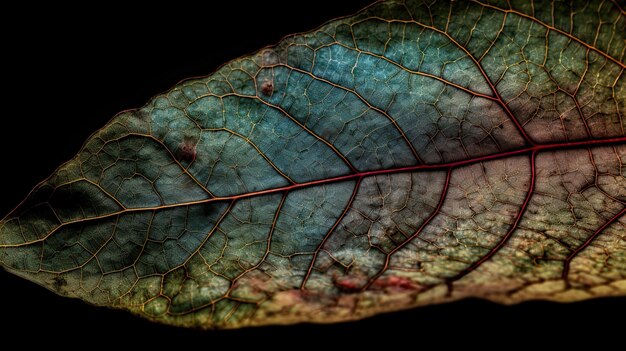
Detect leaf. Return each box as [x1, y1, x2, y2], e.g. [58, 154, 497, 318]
[1, 0, 625, 329]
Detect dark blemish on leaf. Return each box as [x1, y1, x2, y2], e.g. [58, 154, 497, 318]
[261, 79, 274, 96]
[52, 275, 67, 291]
[320, 128, 335, 142]
[135, 108, 151, 121]
[177, 136, 197, 163]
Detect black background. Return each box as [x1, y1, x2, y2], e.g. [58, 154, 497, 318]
[1, 1, 623, 348]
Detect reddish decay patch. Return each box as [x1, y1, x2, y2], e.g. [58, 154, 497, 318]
[275, 288, 322, 305]
[334, 275, 364, 292]
[261, 79, 274, 96]
[231, 270, 272, 296]
[178, 137, 197, 163]
[372, 276, 417, 291]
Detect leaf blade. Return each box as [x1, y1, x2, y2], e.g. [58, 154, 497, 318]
[1, 0, 626, 329]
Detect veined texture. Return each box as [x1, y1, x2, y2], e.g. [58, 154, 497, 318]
[1, 0, 625, 329]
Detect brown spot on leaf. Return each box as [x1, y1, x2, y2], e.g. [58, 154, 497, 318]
[177, 137, 197, 163]
[52, 275, 67, 291]
[261, 79, 274, 96]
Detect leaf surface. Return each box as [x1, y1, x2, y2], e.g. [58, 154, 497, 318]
[1, 0, 625, 329]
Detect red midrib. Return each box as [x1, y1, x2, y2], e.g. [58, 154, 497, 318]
[219, 137, 626, 202]
[3, 137, 624, 248]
